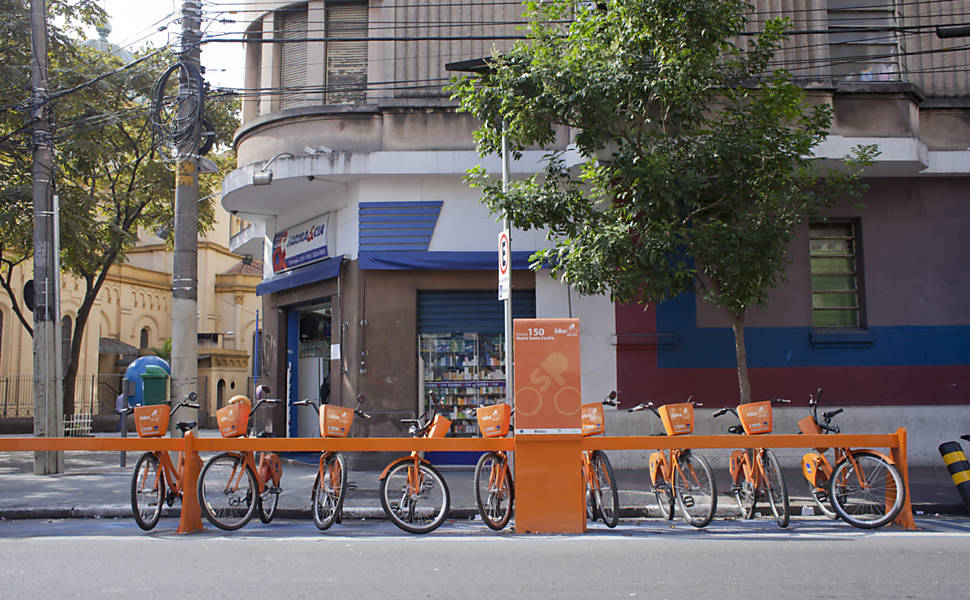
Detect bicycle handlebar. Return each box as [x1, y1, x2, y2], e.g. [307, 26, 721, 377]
[602, 390, 618, 407]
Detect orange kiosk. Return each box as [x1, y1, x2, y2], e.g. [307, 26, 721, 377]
[513, 318, 586, 533]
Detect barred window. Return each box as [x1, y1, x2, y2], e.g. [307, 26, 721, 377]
[810, 221, 863, 328]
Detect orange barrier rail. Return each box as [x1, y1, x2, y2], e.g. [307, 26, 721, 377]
[0, 429, 914, 532]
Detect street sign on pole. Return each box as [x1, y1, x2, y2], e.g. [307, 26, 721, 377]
[498, 229, 510, 301]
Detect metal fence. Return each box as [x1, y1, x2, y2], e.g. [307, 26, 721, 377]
[1, 373, 126, 419]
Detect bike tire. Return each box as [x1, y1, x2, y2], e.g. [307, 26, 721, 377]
[673, 451, 717, 528]
[258, 486, 279, 524]
[734, 478, 756, 520]
[198, 452, 258, 531]
[829, 451, 905, 529]
[380, 461, 450, 534]
[474, 452, 514, 531]
[591, 450, 619, 528]
[256, 453, 281, 524]
[312, 453, 347, 531]
[762, 449, 790, 528]
[807, 478, 837, 519]
[654, 473, 675, 520]
[131, 452, 164, 531]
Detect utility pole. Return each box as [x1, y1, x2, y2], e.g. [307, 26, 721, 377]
[171, 0, 203, 431]
[30, 0, 63, 474]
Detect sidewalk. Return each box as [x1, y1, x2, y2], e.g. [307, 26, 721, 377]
[0, 432, 965, 521]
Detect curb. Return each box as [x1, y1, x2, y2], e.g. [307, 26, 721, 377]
[1, 502, 965, 521]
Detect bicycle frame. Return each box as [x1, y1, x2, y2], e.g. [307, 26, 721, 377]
[800, 394, 898, 495]
[729, 448, 770, 491]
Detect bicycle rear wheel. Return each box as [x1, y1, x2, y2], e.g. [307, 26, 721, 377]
[380, 461, 450, 534]
[256, 455, 281, 523]
[673, 451, 717, 528]
[734, 478, 756, 520]
[653, 468, 675, 520]
[829, 451, 905, 529]
[474, 452, 513, 531]
[761, 449, 790, 528]
[591, 450, 619, 528]
[131, 452, 164, 531]
[312, 453, 347, 531]
[198, 452, 258, 531]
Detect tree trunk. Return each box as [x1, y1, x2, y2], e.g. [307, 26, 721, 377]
[729, 311, 752, 404]
[63, 279, 103, 417]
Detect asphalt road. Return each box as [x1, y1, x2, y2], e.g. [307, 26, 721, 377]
[2, 517, 969, 599]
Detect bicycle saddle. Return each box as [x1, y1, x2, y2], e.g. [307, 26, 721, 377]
[176, 421, 196, 433]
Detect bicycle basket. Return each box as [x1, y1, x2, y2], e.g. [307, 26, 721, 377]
[133, 405, 169, 438]
[738, 401, 773, 435]
[427, 414, 452, 438]
[320, 405, 354, 438]
[216, 403, 250, 438]
[476, 403, 510, 438]
[797, 416, 830, 452]
[659, 403, 694, 436]
[580, 402, 604, 437]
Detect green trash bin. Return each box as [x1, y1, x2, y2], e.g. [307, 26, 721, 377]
[142, 365, 169, 405]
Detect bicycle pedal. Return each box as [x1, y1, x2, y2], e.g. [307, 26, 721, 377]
[682, 495, 695, 508]
[814, 491, 829, 503]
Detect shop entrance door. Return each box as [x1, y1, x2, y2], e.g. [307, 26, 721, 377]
[292, 301, 332, 437]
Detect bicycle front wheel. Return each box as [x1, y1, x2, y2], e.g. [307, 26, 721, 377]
[829, 451, 905, 529]
[674, 451, 717, 528]
[131, 452, 164, 531]
[312, 453, 347, 531]
[380, 461, 450, 534]
[474, 452, 513, 531]
[761, 449, 790, 528]
[198, 452, 258, 531]
[591, 450, 619, 528]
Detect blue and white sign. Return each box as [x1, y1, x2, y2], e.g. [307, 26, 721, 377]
[272, 215, 330, 273]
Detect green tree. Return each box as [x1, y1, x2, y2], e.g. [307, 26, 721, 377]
[0, 2, 240, 414]
[450, 0, 874, 403]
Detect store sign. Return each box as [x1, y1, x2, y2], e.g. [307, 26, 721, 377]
[498, 229, 510, 301]
[513, 318, 582, 434]
[271, 215, 329, 273]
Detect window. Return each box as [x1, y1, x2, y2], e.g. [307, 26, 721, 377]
[279, 5, 308, 109]
[324, 3, 368, 104]
[828, 0, 901, 81]
[140, 328, 150, 349]
[61, 316, 72, 373]
[810, 221, 863, 328]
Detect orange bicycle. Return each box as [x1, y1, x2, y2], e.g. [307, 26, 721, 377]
[197, 395, 283, 530]
[379, 392, 452, 534]
[629, 398, 717, 527]
[799, 389, 904, 529]
[127, 393, 200, 530]
[473, 403, 514, 530]
[293, 394, 370, 530]
[581, 391, 620, 528]
[713, 399, 791, 527]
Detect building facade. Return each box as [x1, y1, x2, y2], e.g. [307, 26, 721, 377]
[223, 1, 970, 464]
[0, 206, 262, 427]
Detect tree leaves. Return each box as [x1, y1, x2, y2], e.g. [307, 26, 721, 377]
[450, 0, 873, 401]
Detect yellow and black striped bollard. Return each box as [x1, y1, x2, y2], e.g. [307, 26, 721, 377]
[939, 441, 970, 513]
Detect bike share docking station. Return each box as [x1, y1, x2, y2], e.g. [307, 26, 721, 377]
[0, 316, 917, 533]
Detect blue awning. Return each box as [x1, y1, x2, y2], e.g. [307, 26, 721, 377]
[359, 251, 537, 271]
[256, 255, 343, 296]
